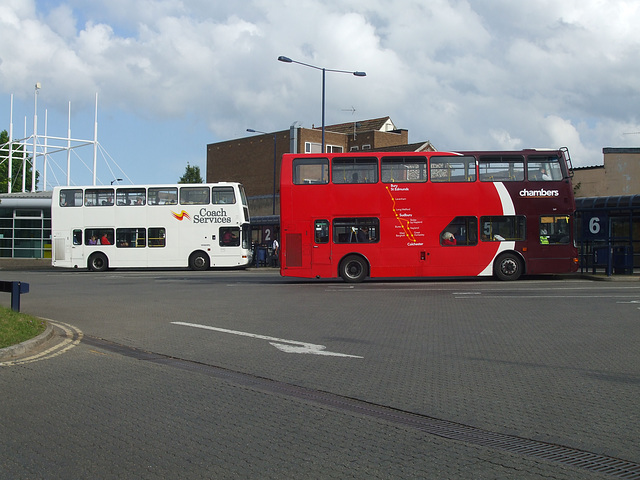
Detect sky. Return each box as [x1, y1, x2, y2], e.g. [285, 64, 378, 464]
[1, 0, 640, 189]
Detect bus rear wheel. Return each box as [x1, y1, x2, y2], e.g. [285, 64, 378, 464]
[88, 252, 108, 272]
[189, 251, 210, 271]
[494, 253, 522, 281]
[339, 255, 368, 283]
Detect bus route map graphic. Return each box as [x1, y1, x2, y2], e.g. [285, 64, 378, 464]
[171, 210, 191, 221]
[386, 186, 416, 242]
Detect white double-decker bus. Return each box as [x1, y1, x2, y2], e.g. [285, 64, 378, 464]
[51, 182, 251, 271]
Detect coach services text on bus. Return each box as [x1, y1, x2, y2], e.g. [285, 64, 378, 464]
[51, 182, 251, 271]
[279, 148, 579, 282]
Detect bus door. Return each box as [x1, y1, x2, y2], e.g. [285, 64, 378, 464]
[69, 229, 85, 267]
[312, 219, 332, 275]
[527, 214, 576, 274]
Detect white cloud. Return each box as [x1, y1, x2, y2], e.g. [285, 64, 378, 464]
[1, 0, 640, 184]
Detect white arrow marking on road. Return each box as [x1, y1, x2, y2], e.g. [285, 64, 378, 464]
[171, 322, 363, 358]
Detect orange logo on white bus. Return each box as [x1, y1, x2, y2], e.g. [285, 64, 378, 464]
[171, 210, 191, 221]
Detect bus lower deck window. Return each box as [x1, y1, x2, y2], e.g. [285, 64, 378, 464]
[481, 216, 526, 241]
[148, 228, 166, 247]
[333, 218, 379, 243]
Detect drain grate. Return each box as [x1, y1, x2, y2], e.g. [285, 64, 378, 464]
[83, 335, 640, 479]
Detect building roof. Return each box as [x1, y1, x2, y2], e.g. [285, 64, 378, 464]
[0, 190, 53, 208]
[371, 141, 436, 152]
[576, 195, 640, 209]
[0, 191, 53, 199]
[322, 116, 396, 135]
[571, 164, 604, 170]
[603, 147, 640, 154]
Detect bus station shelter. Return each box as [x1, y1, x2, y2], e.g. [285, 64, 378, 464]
[576, 195, 640, 275]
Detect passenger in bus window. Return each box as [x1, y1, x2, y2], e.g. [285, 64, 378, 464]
[88, 235, 97, 245]
[442, 232, 457, 245]
[221, 229, 236, 245]
[100, 233, 111, 245]
[357, 227, 369, 243]
[540, 168, 552, 181]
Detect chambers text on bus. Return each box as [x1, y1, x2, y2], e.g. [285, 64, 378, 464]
[519, 188, 560, 197]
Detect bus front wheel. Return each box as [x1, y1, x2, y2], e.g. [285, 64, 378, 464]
[189, 251, 210, 271]
[494, 253, 522, 281]
[88, 252, 108, 272]
[339, 255, 368, 283]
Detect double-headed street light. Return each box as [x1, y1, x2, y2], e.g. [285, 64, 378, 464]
[277, 56, 366, 153]
[246, 128, 277, 215]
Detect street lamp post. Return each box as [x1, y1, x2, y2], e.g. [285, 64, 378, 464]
[278, 56, 366, 153]
[247, 129, 277, 215]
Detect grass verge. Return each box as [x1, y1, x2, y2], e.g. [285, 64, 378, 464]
[0, 306, 47, 349]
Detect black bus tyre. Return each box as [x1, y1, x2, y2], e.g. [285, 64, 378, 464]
[494, 252, 522, 281]
[189, 251, 210, 271]
[340, 255, 368, 283]
[88, 252, 108, 272]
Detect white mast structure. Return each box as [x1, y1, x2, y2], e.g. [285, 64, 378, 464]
[2, 88, 106, 192]
[7, 94, 13, 193]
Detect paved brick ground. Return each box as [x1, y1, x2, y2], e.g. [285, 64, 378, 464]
[1, 270, 638, 479]
[1, 342, 612, 479]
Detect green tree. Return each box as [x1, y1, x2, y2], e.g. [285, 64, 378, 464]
[0, 129, 39, 193]
[178, 163, 204, 184]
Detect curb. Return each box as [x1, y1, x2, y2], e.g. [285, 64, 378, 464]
[576, 273, 640, 282]
[0, 322, 54, 361]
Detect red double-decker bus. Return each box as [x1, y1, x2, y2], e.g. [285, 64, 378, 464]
[279, 148, 579, 282]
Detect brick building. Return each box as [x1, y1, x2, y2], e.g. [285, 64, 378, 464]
[571, 147, 640, 197]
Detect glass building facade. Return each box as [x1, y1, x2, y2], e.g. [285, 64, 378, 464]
[0, 192, 52, 259]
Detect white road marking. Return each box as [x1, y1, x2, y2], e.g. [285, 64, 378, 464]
[171, 321, 363, 358]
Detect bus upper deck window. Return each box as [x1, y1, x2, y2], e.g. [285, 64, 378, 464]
[180, 186, 210, 205]
[332, 157, 378, 184]
[60, 189, 83, 207]
[528, 156, 563, 181]
[85, 189, 114, 206]
[212, 187, 236, 204]
[116, 188, 146, 206]
[430, 156, 476, 182]
[479, 156, 524, 182]
[292, 158, 329, 185]
[149, 188, 177, 205]
[381, 156, 427, 183]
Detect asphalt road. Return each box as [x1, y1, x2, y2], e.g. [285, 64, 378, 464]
[1, 269, 639, 479]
